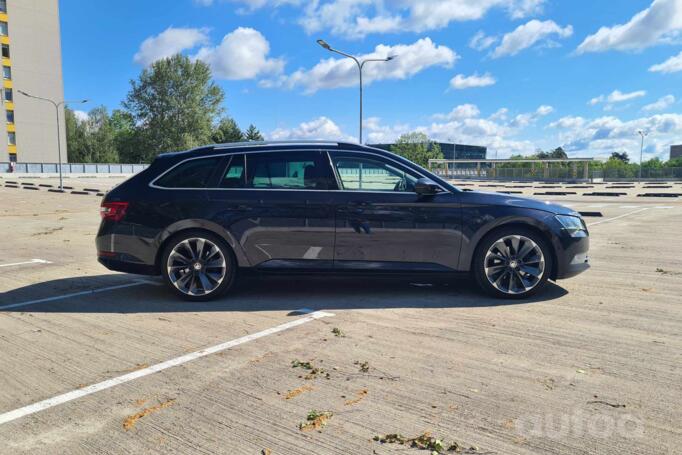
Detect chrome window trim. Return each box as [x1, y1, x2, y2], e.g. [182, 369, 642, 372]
[149, 148, 449, 194]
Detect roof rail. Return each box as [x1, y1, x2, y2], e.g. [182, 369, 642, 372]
[213, 140, 343, 149]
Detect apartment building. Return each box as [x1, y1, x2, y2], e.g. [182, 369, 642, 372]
[2, 0, 65, 163]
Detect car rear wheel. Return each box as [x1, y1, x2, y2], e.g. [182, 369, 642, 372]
[473, 227, 553, 299]
[161, 231, 236, 301]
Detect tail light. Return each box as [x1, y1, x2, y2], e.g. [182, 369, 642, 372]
[100, 201, 129, 222]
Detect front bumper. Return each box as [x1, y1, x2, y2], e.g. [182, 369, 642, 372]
[554, 233, 590, 280]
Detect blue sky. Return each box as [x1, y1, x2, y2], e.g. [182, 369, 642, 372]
[61, 0, 682, 159]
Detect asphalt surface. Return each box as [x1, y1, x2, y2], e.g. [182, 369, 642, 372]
[0, 182, 681, 455]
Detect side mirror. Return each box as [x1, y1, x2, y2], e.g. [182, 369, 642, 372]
[415, 178, 441, 196]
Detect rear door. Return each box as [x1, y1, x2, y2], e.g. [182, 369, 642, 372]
[206, 150, 338, 269]
[329, 151, 462, 271]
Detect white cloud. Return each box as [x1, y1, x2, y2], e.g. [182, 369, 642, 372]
[509, 105, 554, 127]
[450, 73, 496, 90]
[269, 116, 354, 141]
[643, 94, 676, 112]
[297, 0, 546, 39]
[367, 103, 555, 156]
[469, 31, 498, 51]
[73, 110, 89, 123]
[589, 90, 647, 110]
[649, 50, 682, 73]
[194, 27, 284, 80]
[134, 27, 210, 66]
[577, 0, 682, 54]
[265, 38, 457, 93]
[549, 116, 586, 129]
[549, 112, 682, 160]
[492, 20, 573, 58]
[432, 104, 481, 121]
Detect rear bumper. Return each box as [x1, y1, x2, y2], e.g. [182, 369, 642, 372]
[554, 234, 590, 279]
[98, 256, 158, 275]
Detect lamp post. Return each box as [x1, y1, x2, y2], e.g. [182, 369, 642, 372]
[637, 130, 648, 181]
[18, 90, 88, 191]
[317, 39, 396, 144]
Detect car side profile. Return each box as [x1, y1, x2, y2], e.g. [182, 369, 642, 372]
[96, 141, 590, 301]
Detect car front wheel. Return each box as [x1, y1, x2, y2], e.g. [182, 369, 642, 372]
[161, 231, 236, 301]
[473, 227, 553, 299]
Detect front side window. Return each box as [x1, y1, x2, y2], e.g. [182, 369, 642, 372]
[7, 131, 15, 145]
[1, 44, 9, 59]
[0, 22, 8, 36]
[2, 66, 10, 79]
[244, 151, 334, 190]
[154, 157, 221, 188]
[0, 1, 6, 13]
[332, 154, 420, 192]
[4, 87, 11, 102]
[6, 109, 13, 123]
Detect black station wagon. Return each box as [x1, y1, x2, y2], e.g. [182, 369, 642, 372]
[97, 141, 589, 301]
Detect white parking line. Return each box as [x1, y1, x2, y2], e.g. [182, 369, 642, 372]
[0, 309, 334, 426]
[587, 208, 649, 227]
[0, 280, 151, 311]
[0, 259, 52, 268]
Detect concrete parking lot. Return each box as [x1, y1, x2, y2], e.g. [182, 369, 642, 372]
[1, 183, 681, 454]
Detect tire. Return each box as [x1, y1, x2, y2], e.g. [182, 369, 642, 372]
[160, 230, 236, 301]
[473, 226, 553, 299]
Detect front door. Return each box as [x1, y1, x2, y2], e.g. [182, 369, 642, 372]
[329, 151, 462, 271]
[206, 150, 337, 269]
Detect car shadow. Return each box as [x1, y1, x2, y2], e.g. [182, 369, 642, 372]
[1, 273, 568, 314]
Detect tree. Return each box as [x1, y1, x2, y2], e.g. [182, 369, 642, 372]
[212, 117, 244, 143]
[610, 152, 630, 163]
[110, 109, 141, 163]
[390, 132, 443, 168]
[84, 106, 119, 163]
[65, 107, 88, 162]
[244, 124, 264, 141]
[123, 54, 224, 162]
[549, 147, 568, 160]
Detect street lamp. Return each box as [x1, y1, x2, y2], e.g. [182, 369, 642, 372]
[637, 130, 648, 180]
[317, 39, 396, 144]
[18, 90, 88, 191]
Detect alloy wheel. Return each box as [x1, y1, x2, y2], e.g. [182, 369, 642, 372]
[166, 237, 227, 296]
[484, 235, 546, 295]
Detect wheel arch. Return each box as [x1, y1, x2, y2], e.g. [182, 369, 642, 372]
[464, 218, 560, 280]
[154, 220, 250, 273]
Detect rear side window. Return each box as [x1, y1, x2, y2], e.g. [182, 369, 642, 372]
[154, 157, 221, 188]
[220, 154, 246, 188]
[238, 151, 335, 190]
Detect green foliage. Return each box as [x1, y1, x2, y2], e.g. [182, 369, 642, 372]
[244, 124, 264, 141]
[65, 108, 88, 162]
[610, 152, 630, 163]
[212, 117, 244, 143]
[123, 54, 224, 161]
[65, 106, 119, 163]
[390, 132, 443, 168]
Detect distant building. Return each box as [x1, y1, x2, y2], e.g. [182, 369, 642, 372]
[2, 0, 66, 163]
[671, 145, 682, 160]
[370, 142, 487, 161]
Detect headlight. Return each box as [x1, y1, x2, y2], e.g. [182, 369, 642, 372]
[555, 214, 587, 237]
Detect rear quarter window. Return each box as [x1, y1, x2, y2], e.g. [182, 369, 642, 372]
[154, 157, 221, 188]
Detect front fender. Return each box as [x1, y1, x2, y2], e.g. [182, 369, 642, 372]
[457, 207, 561, 273]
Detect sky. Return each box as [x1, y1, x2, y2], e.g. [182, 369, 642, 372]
[60, 0, 682, 160]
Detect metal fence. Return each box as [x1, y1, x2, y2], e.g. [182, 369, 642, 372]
[1, 162, 148, 174]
